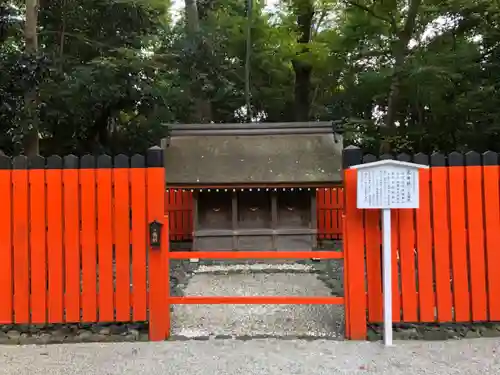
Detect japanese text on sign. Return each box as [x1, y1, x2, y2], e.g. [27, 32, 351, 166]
[356, 166, 419, 209]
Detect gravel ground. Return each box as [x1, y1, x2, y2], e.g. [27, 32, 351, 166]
[171, 263, 344, 339]
[1, 338, 499, 375]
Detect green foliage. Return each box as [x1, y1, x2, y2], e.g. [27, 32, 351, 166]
[1, 0, 500, 155]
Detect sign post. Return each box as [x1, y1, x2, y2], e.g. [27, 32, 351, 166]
[350, 160, 429, 346]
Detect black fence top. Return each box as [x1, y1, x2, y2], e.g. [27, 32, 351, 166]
[0, 146, 164, 169]
[342, 146, 499, 169]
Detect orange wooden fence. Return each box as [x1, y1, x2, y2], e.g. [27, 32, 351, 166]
[0, 149, 169, 340]
[343, 149, 500, 340]
[165, 188, 344, 241]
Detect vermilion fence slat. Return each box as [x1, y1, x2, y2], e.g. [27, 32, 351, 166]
[147, 152, 168, 341]
[183, 191, 193, 239]
[324, 189, 332, 239]
[431, 165, 453, 322]
[337, 188, 344, 237]
[29, 163, 47, 324]
[12, 159, 30, 324]
[114, 157, 131, 322]
[465, 165, 488, 321]
[0, 162, 13, 323]
[131, 157, 147, 322]
[399, 209, 418, 322]
[80, 158, 98, 322]
[316, 189, 326, 239]
[343, 168, 367, 339]
[97, 159, 114, 322]
[63, 158, 81, 322]
[46, 157, 64, 323]
[415, 167, 435, 322]
[364, 209, 382, 322]
[447, 160, 470, 322]
[391, 210, 401, 322]
[483, 164, 500, 320]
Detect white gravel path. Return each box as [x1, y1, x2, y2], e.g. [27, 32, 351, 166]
[1, 338, 499, 375]
[171, 264, 344, 338]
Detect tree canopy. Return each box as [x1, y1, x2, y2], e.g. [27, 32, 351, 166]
[1, 0, 499, 155]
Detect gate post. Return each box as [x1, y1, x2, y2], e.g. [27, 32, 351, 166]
[146, 146, 168, 341]
[343, 146, 367, 340]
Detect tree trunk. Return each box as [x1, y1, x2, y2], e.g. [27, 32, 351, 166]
[385, 0, 422, 129]
[292, 0, 314, 121]
[379, 0, 421, 154]
[185, 0, 212, 123]
[23, 0, 39, 156]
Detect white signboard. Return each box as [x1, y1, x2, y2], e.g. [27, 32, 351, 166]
[350, 159, 428, 347]
[356, 165, 419, 209]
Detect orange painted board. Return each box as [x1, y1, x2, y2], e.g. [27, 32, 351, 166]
[0, 169, 13, 324]
[147, 167, 167, 341]
[163, 215, 171, 339]
[343, 169, 367, 339]
[80, 168, 98, 322]
[12, 167, 30, 323]
[483, 165, 500, 321]
[399, 209, 418, 322]
[431, 167, 453, 322]
[47, 166, 64, 323]
[113, 166, 131, 322]
[170, 296, 345, 304]
[97, 167, 115, 322]
[364, 209, 382, 322]
[29, 169, 47, 324]
[169, 251, 344, 260]
[131, 167, 147, 321]
[415, 169, 435, 322]
[63, 167, 81, 322]
[465, 166, 488, 321]
[324, 189, 333, 240]
[342, 215, 350, 338]
[447, 165, 470, 322]
[391, 210, 401, 322]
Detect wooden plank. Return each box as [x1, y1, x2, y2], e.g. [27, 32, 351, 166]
[80, 156, 97, 322]
[430, 159, 453, 322]
[114, 156, 131, 322]
[46, 156, 64, 323]
[343, 168, 367, 339]
[399, 208, 418, 322]
[483, 181, 500, 318]
[465, 154, 488, 321]
[482, 152, 500, 321]
[414, 157, 435, 322]
[131, 156, 147, 321]
[12, 157, 30, 323]
[324, 189, 333, 240]
[316, 189, 326, 239]
[184, 190, 194, 240]
[172, 190, 180, 240]
[63, 156, 81, 322]
[391, 210, 401, 322]
[147, 148, 168, 341]
[337, 188, 344, 238]
[364, 209, 382, 322]
[0, 158, 13, 323]
[447, 153, 470, 322]
[97, 156, 115, 322]
[28, 157, 47, 324]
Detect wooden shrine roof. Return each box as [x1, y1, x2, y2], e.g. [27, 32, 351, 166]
[162, 123, 343, 186]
